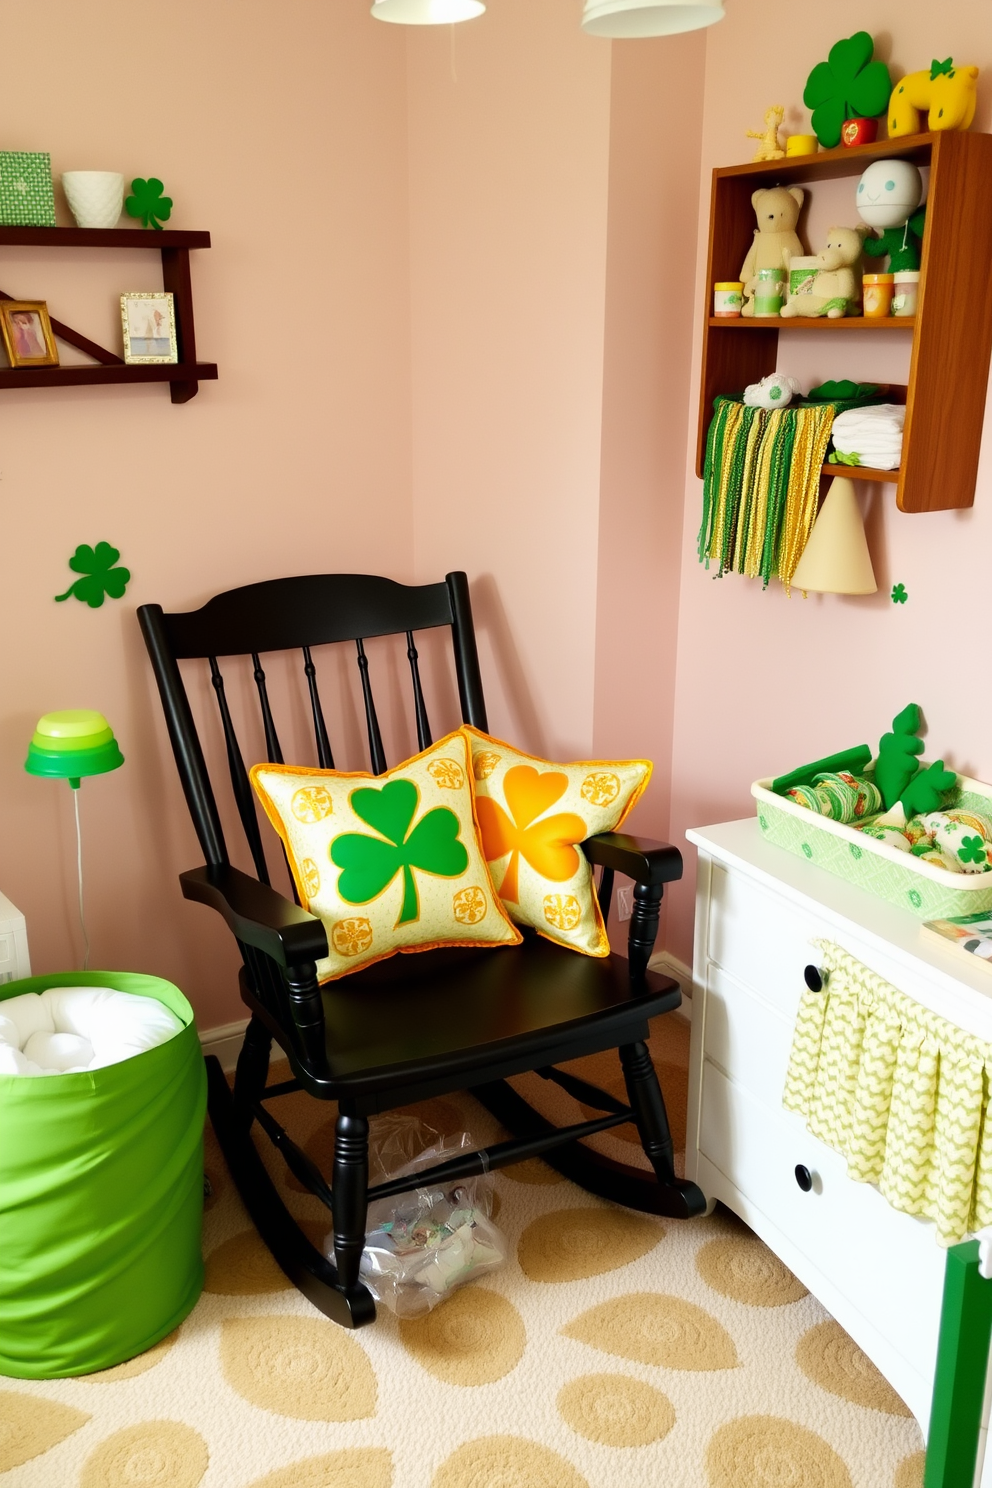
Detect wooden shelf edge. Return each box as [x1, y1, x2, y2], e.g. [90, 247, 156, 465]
[707, 316, 915, 331]
[820, 463, 898, 484]
[714, 131, 936, 183]
[0, 361, 218, 389]
[0, 226, 211, 249]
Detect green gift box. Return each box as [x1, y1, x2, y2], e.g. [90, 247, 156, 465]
[0, 151, 56, 227]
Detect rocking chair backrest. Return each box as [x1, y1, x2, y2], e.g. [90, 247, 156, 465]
[138, 572, 488, 885]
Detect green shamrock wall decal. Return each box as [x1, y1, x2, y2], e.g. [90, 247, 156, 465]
[125, 177, 173, 230]
[55, 542, 131, 608]
[891, 583, 908, 604]
[330, 779, 468, 926]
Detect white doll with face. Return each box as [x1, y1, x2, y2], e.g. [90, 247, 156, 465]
[856, 160, 924, 229]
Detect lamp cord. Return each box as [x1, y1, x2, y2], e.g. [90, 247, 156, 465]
[73, 788, 90, 971]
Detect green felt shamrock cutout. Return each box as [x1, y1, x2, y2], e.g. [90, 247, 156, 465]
[803, 32, 892, 148]
[330, 778, 468, 926]
[125, 177, 173, 230]
[901, 760, 957, 817]
[55, 542, 131, 608]
[891, 583, 908, 604]
[958, 835, 987, 867]
[874, 702, 924, 810]
[829, 451, 863, 467]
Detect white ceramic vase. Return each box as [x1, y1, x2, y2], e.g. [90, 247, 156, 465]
[61, 171, 125, 229]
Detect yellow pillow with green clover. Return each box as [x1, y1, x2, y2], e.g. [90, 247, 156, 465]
[463, 726, 652, 957]
[251, 730, 520, 982]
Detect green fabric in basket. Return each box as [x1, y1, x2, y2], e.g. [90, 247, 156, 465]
[0, 970, 206, 1379]
[756, 796, 992, 920]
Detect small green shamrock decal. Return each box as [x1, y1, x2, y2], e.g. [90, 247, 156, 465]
[125, 177, 173, 230]
[330, 779, 468, 926]
[891, 583, 908, 604]
[958, 836, 987, 867]
[803, 32, 892, 148]
[55, 542, 131, 608]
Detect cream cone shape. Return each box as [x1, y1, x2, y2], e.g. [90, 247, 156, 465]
[791, 477, 877, 594]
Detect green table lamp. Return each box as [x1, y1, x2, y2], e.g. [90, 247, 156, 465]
[25, 710, 124, 967]
[25, 709, 124, 789]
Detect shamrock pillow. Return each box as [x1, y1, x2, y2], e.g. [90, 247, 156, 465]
[463, 727, 652, 957]
[251, 730, 520, 983]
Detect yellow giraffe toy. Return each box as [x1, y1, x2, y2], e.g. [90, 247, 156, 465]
[746, 105, 786, 162]
[888, 58, 979, 137]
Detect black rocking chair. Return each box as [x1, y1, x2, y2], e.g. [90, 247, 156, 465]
[139, 571, 705, 1328]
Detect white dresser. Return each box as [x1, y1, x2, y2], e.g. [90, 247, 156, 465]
[685, 818, 992, 1453]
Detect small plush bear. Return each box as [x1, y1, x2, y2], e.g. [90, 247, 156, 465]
[780, 225, 869, 319]
[739, 186, 805, 318]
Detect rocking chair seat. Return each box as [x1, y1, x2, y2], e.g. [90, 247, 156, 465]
[245, 934, 681, 1107]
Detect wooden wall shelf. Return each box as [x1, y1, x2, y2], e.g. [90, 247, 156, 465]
[0, 226, 215, 403]
[696, 130, 992, 512]
[707, 317, 915, 331]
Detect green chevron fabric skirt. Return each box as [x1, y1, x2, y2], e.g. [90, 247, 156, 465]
[784, 941, 992, 1246]
[0, 971, 206, 1378]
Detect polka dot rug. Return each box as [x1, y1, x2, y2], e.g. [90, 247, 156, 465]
[1, 1014, 926, 1487]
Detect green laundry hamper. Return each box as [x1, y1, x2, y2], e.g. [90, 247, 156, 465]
[0, 970, 206, 1378]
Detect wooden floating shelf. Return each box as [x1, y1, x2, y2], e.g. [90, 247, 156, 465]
[0, 226, 211, 250]
[0, 225, 215, 402]
[697, 129, 992, 511]
[707, 317, 915, 331]
[0, 362, 218, 391]
[820, 463, 898, 484]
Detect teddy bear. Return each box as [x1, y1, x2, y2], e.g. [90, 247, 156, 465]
[739, 186, 805, 318]
[780, 225, 869, 319]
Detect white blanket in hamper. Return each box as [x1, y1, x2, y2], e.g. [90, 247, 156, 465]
[0, 987, 183, 1076]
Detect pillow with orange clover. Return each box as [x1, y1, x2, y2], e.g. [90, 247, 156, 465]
[462, 726, 652, 957]
[250, 730, 520, 983]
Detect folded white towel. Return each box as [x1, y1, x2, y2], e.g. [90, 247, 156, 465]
[0, 987, 183, 1076]
[831, 403, 904, 469]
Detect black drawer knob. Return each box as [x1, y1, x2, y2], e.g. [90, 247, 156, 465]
[795, 1164, 814, 1192]
[804, 965, 824, 992]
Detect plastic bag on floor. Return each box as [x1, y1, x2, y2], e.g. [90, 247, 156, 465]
[351, 1114, 506, 1317]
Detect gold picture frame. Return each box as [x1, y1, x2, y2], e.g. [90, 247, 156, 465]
[121, 291, 178, 365]
[0, 300, 58, 367]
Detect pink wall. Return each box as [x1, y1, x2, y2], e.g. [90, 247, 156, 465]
[0, 1, 414, 1025]
[406, 0, 613, 760]
[592, 31, 705, 864]
[665, 1, 992, 964]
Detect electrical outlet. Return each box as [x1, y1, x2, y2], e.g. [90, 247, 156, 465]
[617, 885, 633, 921]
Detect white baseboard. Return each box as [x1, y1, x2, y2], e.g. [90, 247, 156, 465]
[649, 951, 693, 1011]
[199, 1017, 248, 1071]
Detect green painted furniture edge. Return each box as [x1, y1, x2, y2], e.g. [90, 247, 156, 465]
[925, 1240, 992, 1488]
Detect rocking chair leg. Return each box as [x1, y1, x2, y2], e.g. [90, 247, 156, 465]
[620, 1041, 708, 1219]
[233, 1015, 272, 1127]
[332, 1108, 369, 1292]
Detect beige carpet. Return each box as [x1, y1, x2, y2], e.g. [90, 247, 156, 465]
[1, 1014, 926, 1488]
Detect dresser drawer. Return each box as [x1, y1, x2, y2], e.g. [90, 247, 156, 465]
[706, 863, 824, 1017]
[702, 962, 794, 1110]
[699, 1062, 945, 1390]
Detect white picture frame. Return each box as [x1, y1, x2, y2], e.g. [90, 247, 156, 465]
[121, 291, 178, 365]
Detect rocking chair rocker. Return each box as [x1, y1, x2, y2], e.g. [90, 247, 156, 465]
[139, 571, 705, 1329]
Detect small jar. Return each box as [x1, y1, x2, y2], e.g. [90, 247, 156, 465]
[788, 255, 820, 301]
[863, 273, 894, 318]
[713, 281, 743, 317]
[785, 134, 818, 157]
[891, 270, 920, 317]
[754, 267, 785, 317]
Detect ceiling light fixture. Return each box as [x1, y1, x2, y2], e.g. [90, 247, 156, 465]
[371, 0, 485, 23]
[581, 0, 724, 38]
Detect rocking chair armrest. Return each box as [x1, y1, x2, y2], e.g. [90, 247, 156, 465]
[583, 832, 683, 889]
[180, 865, 329, 968]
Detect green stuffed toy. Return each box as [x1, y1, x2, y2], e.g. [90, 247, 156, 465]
[901, 760, 957, 816]
[874, 703, 925, 809]
[862, 208, 927, 273]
